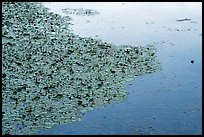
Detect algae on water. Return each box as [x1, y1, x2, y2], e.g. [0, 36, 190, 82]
[2, 2, 161, 135]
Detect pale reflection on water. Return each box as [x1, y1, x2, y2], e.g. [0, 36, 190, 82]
[42, 2, 201, 46]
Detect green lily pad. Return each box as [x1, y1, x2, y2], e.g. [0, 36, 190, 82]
[2, 2, 161, 135]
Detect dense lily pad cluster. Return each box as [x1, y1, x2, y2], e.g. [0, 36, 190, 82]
[2, 2, 161, 135]
[62, 8, 100, 16]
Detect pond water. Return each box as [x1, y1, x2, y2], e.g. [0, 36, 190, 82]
[39, 2, 202, 135]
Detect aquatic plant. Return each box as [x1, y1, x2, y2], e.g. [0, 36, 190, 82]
[2, 2, 161, 135]
[62, 8, 100, 16]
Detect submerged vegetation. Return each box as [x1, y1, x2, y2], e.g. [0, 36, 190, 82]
[2, 2, 161, 135]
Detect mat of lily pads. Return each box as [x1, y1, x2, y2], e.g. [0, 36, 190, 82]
[2, 2, 161, 135]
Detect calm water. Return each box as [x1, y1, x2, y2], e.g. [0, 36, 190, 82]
[39, 2, 202, 135]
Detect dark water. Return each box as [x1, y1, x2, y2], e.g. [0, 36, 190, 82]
[39, 2, 202, 135]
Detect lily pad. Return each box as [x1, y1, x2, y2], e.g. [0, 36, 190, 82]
[2, 2, 161, 135]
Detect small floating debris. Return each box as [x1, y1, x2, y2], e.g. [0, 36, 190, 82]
[148, 126, 153, 129]
[190, 21, 197, 23]
[168, 28, 172, 31]
[145, 22, 154, 24]
[176, 18, 191, 22]
[62, 8, 100, 16]
[191, 60, 194, 64]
